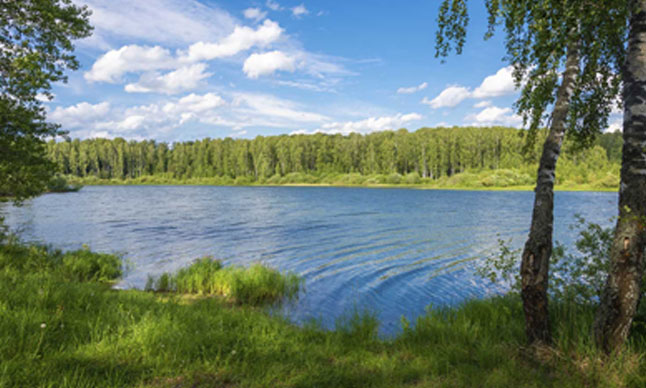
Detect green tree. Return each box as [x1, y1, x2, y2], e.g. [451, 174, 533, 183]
[1, 0, 92, 200]
[436, 0, 627, 345]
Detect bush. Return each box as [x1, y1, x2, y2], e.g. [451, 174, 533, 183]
[47, 174, 82, 193]
[477, 216, 617, 303]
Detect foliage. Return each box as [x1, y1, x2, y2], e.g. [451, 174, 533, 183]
[145, 257, 301, 306]
[46, 173, 82, 193]
[477, 216, 617, 304]
[0, 0, 92, 202]
[45, 127, 622, 189]
[435, 0, 628, 150]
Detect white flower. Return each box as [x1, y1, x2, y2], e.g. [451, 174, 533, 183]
[40, 323, 46, 329]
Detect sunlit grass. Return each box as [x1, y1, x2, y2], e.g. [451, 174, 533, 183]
[1, 241, 645, 387]
[145, 257, 301, 305]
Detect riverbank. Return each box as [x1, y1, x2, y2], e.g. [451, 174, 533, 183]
[1, 240, 643, 387]
[65, 171, 618, 193]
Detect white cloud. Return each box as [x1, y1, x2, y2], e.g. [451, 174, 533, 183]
[243, 7, 267, 22]
[243, 51, 296, 78]
[422, 86, 470, 109]
[124, 63, 212, 94]
[306, 113, 422, 135]
[397, 82, 428, 94]
[181, 19, 283, 62]
[472, 66, 516, 98]
[232, 93, 328, 123]
[77, 0, 236, 47]
[606, 119, 623, 133]
[85, 45, 176, 83]
[292, 4, 309, 17]
[75, 92, 329, 139]
[466, 106, 522, 127]
[423, 67, 518, 109]
[473, 100, 492, 108]
[86, 19, 285, 83]
[49, 102, 111, 128]
[266, 0, 282, 11]
[163, 92, 226, 114]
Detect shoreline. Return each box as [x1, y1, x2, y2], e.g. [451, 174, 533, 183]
[69, 180, 618, 193]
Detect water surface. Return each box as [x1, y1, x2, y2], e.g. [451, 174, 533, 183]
[2, 186, 617, 333]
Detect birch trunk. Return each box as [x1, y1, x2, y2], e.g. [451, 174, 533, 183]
[594, 0, 646, 353]
[520, 43, 580, 345]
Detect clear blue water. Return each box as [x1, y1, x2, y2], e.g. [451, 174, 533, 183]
[1, 186, 617, 334]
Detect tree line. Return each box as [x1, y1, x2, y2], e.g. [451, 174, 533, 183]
[45, 127, 622, 182]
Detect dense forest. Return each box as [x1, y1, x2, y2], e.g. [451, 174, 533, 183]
[47, 126, 623, 188]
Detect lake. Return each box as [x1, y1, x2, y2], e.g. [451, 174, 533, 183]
[1, 186, 617, 334]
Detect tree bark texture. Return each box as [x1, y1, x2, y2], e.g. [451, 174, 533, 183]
[594, 0, 646, 354]
[520, 43, 580, 346]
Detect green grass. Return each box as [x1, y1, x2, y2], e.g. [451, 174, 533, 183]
[1, 241, 645, 387]
[145, 257, 301, 305]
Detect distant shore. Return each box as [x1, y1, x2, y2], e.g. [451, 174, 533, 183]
[66, 178, 618, 193]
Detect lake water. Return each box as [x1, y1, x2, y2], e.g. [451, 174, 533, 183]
[1, 186, 617, 334]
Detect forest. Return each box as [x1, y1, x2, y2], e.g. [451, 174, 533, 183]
[47, 126, 623, 188]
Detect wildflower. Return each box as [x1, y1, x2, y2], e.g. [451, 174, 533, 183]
[231, 349, 236, 355]
[40, 323, 46, 329]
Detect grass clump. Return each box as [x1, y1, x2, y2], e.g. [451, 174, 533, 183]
[0, 238, 121, 282]
[146, 257, 301, 305]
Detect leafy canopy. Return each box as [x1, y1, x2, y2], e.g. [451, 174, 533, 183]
[435, 0, 629, 151]
[0, 0, 92, 201]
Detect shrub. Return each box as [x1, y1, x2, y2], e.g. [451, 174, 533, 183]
[477, 216, 618, 303]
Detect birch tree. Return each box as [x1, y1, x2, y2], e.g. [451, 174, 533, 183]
[436, 0, 627, 345]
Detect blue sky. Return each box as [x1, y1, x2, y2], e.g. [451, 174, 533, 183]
[44, 0, 621, 142]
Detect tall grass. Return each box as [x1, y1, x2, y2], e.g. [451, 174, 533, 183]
[145, 257, 301, 305]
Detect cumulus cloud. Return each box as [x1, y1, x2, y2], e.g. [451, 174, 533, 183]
[85, 45, 176, 83]
[181, 19, 283, 62]
[49, 102, 111, 128]
[471, 66, 516, 98]
[291, 4, 309, 17]
[298, 113, 422, 135]
[243, 51, 296, 78]
[125, 64, 212, 94]
[466, 106, 522, 127]
[243, 7, 267, 21]
[421, 86, 470, 109]
[60, 91, 331, 139]
[423, 66, 518, 109]
[86, 20, 284, 83]
[397, 82, 428, 94]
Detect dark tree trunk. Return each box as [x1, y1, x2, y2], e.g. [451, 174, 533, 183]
[594, 0, 646, 354]
[520, 43, 580, 346]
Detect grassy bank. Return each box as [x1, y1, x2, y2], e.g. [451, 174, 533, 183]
[2, 241, 644, 387]
[65, 168, 619, 192]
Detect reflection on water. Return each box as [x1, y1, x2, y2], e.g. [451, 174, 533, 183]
[1, 186, 617, 334]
